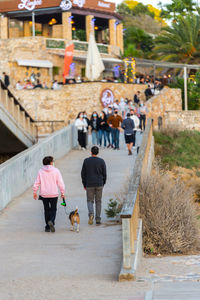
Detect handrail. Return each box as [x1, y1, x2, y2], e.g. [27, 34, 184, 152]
[119, 119, 154, 280]
[0, 80, 34, 122]
[72, 40, 109, 47]
[35, 120, 65, 133]
[0, 80, 38, 141]
[121, 120, 153, 218]
[35, 120, 65, 123]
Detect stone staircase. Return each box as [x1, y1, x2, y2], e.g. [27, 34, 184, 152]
[0, 80, 37, 152]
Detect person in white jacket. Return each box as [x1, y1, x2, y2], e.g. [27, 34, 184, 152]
[119, 97, 126, 119]
[75, 112, 88, 150]
[130, 109, 140, 148]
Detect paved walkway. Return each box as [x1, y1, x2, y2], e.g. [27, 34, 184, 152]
[0, 134, 151, 300]
[140, 255, 200, 300]
[146, 282, 200, 300]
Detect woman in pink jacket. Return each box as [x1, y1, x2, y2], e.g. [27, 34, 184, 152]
[33, 156, 65, 232]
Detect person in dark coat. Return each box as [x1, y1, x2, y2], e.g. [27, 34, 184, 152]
[121, 113, 135, 156]
[98, 111, 110, 147]
[89, 112, 100, 145]
[3, 72, 10, 87]
[145, 85, 153, 100]
[134, 91, 141, 106]
[81, 146, 107, 225]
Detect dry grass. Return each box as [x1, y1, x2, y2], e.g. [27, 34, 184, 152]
[139, 162, 200, 254]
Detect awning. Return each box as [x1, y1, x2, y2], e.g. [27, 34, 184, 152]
[16, 59, 53, 68]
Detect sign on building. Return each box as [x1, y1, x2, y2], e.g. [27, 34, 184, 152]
[18, 0, 85, 11]
[100, 89, 114, 107]
[18, 0, 43, 11]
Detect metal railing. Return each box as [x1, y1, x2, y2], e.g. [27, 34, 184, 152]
[46, 38, 109, 54]
[119, 119, 154, 280]
[0, 80, 37, 141]
[35, 120, 65, 134]
[73, 40, 109, 54]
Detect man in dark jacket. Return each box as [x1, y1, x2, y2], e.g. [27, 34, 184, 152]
[121, 113, 135, 156]
[134, 91, 140, 106]
[81, 146, 107, 225]
[145, 85, 153, 100]
[3, 72, 10, 87]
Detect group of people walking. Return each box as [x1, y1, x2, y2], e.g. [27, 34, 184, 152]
[75, 99, 148, 154]
[32, 94, 149, 232]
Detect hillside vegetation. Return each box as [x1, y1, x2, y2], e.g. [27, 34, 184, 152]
[154, 129, 200, 169]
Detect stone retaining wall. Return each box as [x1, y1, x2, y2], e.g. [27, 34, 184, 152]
[13, 83, 182, 134]
[165, 111, 200, 131]
[146, 87, 182, 128]
[13, 83, 147, 134]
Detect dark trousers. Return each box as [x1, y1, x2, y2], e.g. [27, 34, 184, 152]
[41, 197, 58, 227]
[78, 130, 86, 148]
[86, 187, 103, 221]
[140, 115, 146, 131]
[133, 131, 136, 146]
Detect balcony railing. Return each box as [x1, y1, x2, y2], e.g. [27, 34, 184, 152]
[46, 39, 65, 49]
[46, 39, 109, 54]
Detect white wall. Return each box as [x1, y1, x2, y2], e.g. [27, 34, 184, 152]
[0, 124, 77, 210]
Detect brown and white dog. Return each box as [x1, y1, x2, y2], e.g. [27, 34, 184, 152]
[69, 207, 80, 233]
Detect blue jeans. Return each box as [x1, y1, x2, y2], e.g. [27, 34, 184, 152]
[111, 128, 115, 146]
[112, 128, 120, 149]
[99, 129, 108, 147]
[92, 130, 99, 145]
[106, 130, 111, 145]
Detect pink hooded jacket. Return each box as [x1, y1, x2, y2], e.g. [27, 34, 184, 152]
[33, 165, 65, 198]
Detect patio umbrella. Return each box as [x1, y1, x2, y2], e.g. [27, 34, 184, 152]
[86, 33, 105, 81]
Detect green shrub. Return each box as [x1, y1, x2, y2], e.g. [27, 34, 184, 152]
[105, 199, 122, 218]
[169, 77, 200, 110]
[105, 173, 131, 219]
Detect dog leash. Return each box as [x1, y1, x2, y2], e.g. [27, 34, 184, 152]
[61, 197, 69, 216]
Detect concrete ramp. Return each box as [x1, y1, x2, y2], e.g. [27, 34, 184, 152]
[0, 81, 37, 154]
[0, 134, 151, 299]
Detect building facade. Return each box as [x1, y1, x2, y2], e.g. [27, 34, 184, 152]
[0, 0, 124, 85]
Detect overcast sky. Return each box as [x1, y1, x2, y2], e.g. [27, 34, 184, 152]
[108, 0, 172, 8]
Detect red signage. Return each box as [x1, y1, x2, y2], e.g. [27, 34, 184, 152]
[63, 43, 74, 82]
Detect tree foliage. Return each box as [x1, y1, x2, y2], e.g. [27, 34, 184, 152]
[117, 1, 162, 58]
[124, 27, 154, 53]
[118, 0, 156, 19]
[169, 72, 200, 110]
[123, 44, 143, 58]
[158, 0, 197, 21]
[154, 14, 200, 63]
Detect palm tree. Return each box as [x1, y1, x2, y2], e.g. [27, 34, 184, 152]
[154, 14, 200, 63]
